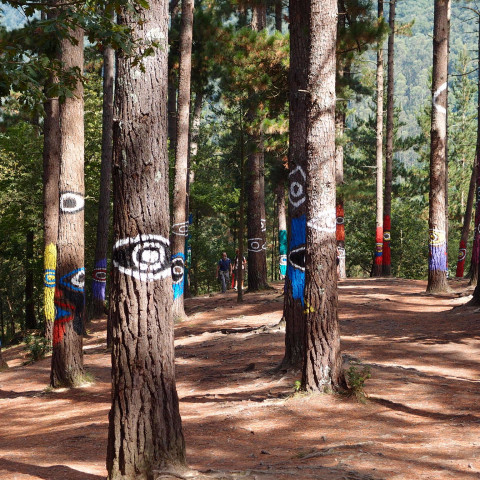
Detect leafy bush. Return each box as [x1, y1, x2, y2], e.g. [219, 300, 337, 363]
[345, 364, 371, 403]
[24, 334, 51, 364]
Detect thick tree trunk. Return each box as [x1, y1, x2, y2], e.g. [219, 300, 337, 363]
[372, 0, 384, 277]
[50, 26, 85, 387]
[427, 0, 451, 294]
[171, 0, 194, 321]
[237, 110, 246, 303]
[456, 160, 476, 277]
[25, 231, 36, 330]
[91, 41, 114, 319]
[302, 0, 345, 392]
[277, 184, 287, 280]
[106, 2, 186, 477]
[280, 0, 309, 370]
[43, 62, 60, 345]
[383, 0, 395, 276]
[247, 6, 268, 291]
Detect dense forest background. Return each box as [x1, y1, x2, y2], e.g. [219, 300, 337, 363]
[0, 0, 478, 341]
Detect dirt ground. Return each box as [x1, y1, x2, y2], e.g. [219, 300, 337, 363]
[1, 278, 479, 480]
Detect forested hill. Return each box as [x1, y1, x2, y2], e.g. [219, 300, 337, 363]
[387, 0, 476, 141]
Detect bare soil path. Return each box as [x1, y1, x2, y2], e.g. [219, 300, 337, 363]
[1, 278, 479, 479]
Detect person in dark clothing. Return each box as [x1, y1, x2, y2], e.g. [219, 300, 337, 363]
[216, 251, 232, 293]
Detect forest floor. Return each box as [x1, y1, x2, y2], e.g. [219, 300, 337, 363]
[1, 278, 480, 480]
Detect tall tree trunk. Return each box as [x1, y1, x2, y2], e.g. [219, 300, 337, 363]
[25, 231, 36, 330]
[372, 0, 384, 277]
[383, 0, 395, 276]
[469, 18, 480, 287]
[456, 160, 476, 277]
[427, 0, 451, 294]
[335, 2, 347, 280]
[106, 1, 186, 477]
[50, 26, 85, 387]
[275, 0, 282, 31]
[279, 0, 309, 370]
[171, 0, 194, 320]
[91, 40, 114, 320]
[237, 108, 246, 303]
[277, 184, 287, 280]
[302, 0, 345, 392]
[247, 5, 268, 291]
[43, 51, 60, 345]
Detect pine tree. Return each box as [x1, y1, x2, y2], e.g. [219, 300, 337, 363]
[427, 0, 451, 294]
[106, 1, 186, 476]
[302, 0, 346, 392]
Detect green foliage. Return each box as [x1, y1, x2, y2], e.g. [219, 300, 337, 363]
[345, 364, 371, 403]
[24, 333, 50, 364]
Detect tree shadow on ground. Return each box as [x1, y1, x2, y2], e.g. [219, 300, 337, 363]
[0, 458, 104, 480]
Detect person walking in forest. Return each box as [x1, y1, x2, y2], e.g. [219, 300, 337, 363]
[216, 251, 232, 293]
[233, 248, 247, 291]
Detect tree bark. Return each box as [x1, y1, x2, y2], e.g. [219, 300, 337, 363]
[237, 108, 246, 303]
[383, 0, 395, 276]
[279, 0, 309, 370]
[171, 0, 194, 320]
[25, 231, 36, 330]
[372, 0, 384, 277]
[455, 159, 476, 277]
[302, 0, 345, 392]
[91, 40, 114, 319]
[275, 0, 282, 31]
[106, 1, 186, 477]
[246, 5, 268, 291]
[50, 26, 85, 387]
[43, 46, 60, 345]
[427, 0, 451, 294]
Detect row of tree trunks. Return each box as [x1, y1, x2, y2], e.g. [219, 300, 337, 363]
[171, 0, 194, 320]
[50, 25, 85, 387]
[427, 0, 451, 294]
[91, 39, 114, 319]
[106, 0, 186, 477]
[246, 6, 268, 291]
[372, 0, 384, 277]
[280, 0, 309, 370]
[383, 0, 395, 277]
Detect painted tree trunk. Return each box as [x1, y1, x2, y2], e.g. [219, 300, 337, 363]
[336, 203, 346, 278]
[383, 0, 395, 277]
[302, 0, 345, 392]
[277, 184, 287, 280]
[468, 21, 480, 287]
[246, 5, 268, 291]
[91, 41, 114, 319]
[455, 159, 476, 277]
[50, 26, 85, 387]
[106, 2, 186, 477]
[372, 0, 384, 277]
[280, 0, 309, 370]
[43, 65, 60, 345]
[427, 0, 451, 294]
[25, 231, 36, 330]
[171, 0, 194, 320]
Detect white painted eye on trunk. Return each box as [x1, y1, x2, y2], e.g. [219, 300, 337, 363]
[172, 222, 188, 236]
[458, 248, 466, 261]
[429, 229, 445, 246]
[336, 216, 344, 225]
[59, 268, 85, 292]
[261, 218, 266, 232]
[383, 231, 391, 241]
[113, 234, 171, 281]
[279, 255, 287, 266]
[248, 238, 266, 252]
[171, 256, 185, 284]
[288, 245, 305, 271]
[288, 166, 306, 208]
[338, 247, 346, 259]
[60, 192, 85, 213]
